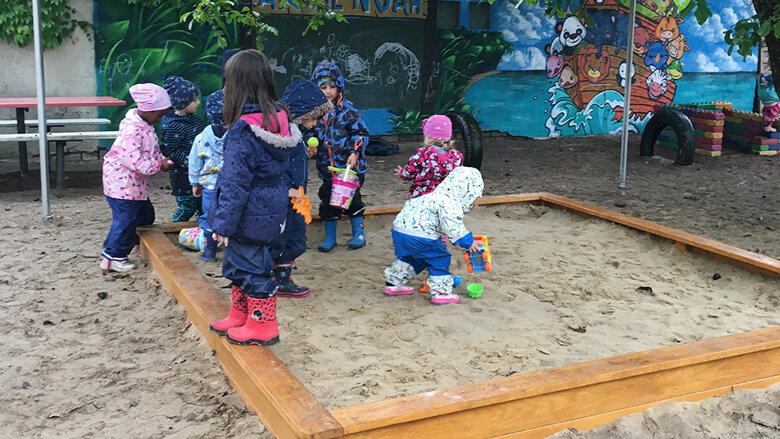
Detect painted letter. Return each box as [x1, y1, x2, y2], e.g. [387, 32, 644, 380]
[332, 0, 344, 11]
[409, 0, 421, 15]
[375, 0, 392, 13]
[393, 0, 408, 14]
[355, 0, 370, 13]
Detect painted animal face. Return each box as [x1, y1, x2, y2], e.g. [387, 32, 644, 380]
[655, 14, 682, 42]
[644, 42, 669, 70]
[559, 16, 587, 47]
[666, 35, 689, 61]
[646, 69, 671, 99]
[633, 27, 652, 54]
[547, 56, 564, 78]
[546, 38, 565, 58]
[618, 61, 636, 87]
[584, 53, 608, 80]
[558, 65, 578, 88]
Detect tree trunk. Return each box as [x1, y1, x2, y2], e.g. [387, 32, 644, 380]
[420, 0, 440, 115]
[753, 0, 780, 93]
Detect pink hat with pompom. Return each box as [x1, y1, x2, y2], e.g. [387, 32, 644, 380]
[129, 83, 171, 112]
[422, 115, 452, 140]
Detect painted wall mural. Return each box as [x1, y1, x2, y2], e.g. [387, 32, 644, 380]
[93, 0, 759, 138]
[466, 0, 758, 137]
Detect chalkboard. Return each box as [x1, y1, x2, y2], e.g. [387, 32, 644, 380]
[263, 15, 424, 109]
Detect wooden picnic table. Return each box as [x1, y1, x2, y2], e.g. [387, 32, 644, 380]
[0, 96, 126, 174]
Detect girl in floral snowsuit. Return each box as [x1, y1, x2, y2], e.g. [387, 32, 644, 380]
[384, 167, 483, 305]
[395, 115, 463, 199]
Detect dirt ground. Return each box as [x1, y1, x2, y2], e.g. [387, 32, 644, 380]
[0, 134, 777, 438]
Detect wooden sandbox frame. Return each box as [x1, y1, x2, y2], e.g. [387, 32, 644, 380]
[138, 193, 780, 439]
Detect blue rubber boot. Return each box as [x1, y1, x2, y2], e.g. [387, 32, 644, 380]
[201, 232, 217, 261]
[318, 220, 338, 252]
[348, 216, 366, 249]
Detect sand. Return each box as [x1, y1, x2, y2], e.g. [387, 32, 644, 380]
[0, 134, 777, 437]
[180, 203, 778, 410]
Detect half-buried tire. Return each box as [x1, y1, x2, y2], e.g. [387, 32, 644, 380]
[640, 109, 695, 166]
[445, 111, 483, 169]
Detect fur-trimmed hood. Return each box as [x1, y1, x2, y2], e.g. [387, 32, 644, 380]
[237, 103, 302, 161]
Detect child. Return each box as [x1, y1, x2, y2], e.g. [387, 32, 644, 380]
[101, 83, 174, 274]
[208, 49, 302, 346]
[758, 71, 780, 133]
[384, 167, 483, 304]
[188, 89, 226, 261]
[161, 75, 206, 221]
[272, 79, 333, 297]
[395, 114, 463, 199]
[309, 62, 370, 252]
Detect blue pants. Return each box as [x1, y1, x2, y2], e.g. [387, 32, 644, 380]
[270, 204, 307, 264]
[392, 230, 451, 276]
[173, 194, 202, 222]
[222, 239, 276, 298]
[103, 197, 155, 260]
[198, 188, 215, 233]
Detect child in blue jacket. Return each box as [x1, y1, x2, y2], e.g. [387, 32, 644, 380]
[188, 89, 226, 261]
[208, 50, 302, 346]
[310, 63, 370, 252]
[272, 80, 332, 297]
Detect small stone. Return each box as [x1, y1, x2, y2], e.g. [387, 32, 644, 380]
[22, 381, 31, 389]
[536, 348, 551, 355]
[43, 320, 55, 326]
[712, 273, 721, 280]
[614, 201, 627, 208]
[98, 291, 108, 300]
[635, 286, 654, 296]
[749, 409, 780, 430]
[568, 324, 587, 333]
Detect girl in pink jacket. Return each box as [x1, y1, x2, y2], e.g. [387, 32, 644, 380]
[395, 115, 463, 199]
[101, 83, 174, 274]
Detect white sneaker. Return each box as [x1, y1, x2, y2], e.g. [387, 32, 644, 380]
[100, 258, 135, 275]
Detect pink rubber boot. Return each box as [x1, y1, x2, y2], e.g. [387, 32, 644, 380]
[226, 296, 279, 346]
[209, 286, 248, 335]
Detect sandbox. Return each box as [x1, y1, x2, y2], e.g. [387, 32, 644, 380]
[139, 194, 780, 438]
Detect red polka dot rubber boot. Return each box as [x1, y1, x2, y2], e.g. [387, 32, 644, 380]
[226, 295, 279, 346]
[209, 285, 248, 335]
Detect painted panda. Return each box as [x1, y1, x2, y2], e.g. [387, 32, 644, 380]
[557, 15, 587, 48]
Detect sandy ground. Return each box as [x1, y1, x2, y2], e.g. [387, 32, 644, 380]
[0, 134, 778, 438]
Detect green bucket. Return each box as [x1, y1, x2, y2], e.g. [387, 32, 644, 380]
[467, 283, 483, 299]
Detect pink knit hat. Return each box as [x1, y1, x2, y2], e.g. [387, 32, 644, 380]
[422, 115, 452, 140]
[129, 83, 171, 112]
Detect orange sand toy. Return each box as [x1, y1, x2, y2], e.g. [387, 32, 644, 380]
[291, 186, 312, 224]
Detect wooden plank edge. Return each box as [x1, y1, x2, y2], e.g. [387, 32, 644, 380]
[538, 193, 780, 276]
[494, 374, 780, 439]
[139, 229, 343, 439]
[330, 327, 780, 434]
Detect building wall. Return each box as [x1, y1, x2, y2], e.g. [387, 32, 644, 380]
[0, 0, 96, 158]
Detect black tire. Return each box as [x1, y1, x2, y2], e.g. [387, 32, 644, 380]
[445, 111, 483, 169]
[640, 109, 695, 166]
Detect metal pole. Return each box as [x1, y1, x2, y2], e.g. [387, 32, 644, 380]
[617, 0, 636, 191]
[32, 0, 51, 218]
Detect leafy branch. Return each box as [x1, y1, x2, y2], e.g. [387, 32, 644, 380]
[0, 0, 91, 49]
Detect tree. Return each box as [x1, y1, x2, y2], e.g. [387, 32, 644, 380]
[1, 0, 345, 51]
[523, 0, 780, 94]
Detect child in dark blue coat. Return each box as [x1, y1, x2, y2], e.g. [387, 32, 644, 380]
[272, 80, 332, 297]
[208, 50, 302, 346]
[310, 63, 370, 252]
[161, 75, 206, 221]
